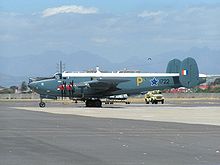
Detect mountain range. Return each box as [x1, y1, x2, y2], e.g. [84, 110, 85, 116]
[0, 47, 219, 87]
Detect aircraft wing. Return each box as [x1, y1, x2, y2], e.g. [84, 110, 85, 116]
[77, 78, 129, 91]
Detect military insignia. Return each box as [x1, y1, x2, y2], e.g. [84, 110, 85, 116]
[136, 77, 143, 86]
[150, 77, 159, 86]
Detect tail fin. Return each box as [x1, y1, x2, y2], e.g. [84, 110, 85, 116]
[179, 57, 199, 88]
[166, 57, 201, 88]
[166, 59, 181, 73]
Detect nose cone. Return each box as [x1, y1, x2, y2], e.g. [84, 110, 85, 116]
[28, 82, 38, 91]
[28, 78, 35, 89]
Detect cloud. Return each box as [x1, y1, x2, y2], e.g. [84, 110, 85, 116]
[91, 37, 107, 43]
[0, 34, 17, 42]
[138, 11, 163, 18]
[1, 4, 220, 64]
[42, 5, 98, 17]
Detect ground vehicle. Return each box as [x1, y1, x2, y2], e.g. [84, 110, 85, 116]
[145, 90, 164, 104]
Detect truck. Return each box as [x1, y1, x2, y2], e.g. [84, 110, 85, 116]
[144, 90, 164, 104]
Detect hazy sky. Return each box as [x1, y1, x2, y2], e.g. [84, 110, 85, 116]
[1, 0, 220, 62]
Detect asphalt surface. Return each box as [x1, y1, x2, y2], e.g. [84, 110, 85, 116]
[0, 101, 220, 165]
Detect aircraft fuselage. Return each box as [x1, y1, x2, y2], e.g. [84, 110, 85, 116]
[29, 72, 206, 99]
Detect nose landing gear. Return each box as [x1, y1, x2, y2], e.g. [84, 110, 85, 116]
[39, 101, 46, 108]
[39, 98, 46, 108]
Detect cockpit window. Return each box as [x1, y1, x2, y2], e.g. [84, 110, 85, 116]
[54, 73, 62, 79]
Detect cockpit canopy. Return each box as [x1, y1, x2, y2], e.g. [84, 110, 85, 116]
[29, 73, 62, 84]
[53, 73, 62, 79]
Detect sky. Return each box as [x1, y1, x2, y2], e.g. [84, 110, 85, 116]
[0, 0, 220, 62]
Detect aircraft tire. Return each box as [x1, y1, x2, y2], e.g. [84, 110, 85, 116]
[39, 102, 46, 108]
[86, 100, 93, 107]
[86, 99, 102, 107]
[94, 100, 102, 107]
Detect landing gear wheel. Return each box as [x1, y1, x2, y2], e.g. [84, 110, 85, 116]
[86, 99, 102, 107]
[86, 100, 93, 107]
[94, 100, 102, 107]
[39, 102, 46, 108]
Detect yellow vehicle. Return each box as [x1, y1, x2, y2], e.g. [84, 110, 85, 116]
[145, 90, 164, 104]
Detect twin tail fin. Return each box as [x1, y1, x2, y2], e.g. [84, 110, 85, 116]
[166, 57, 200, 88]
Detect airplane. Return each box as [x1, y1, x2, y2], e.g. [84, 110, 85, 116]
[28, 57, 207, 107]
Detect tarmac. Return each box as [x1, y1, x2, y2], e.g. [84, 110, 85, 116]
[0, 99, 220, 165]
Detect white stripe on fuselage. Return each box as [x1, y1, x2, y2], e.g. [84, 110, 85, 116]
[62, 72, 207, 78]
[62, 72, 179, 78]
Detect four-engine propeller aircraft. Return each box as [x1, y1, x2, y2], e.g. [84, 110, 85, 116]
[28, 57, 207, 107]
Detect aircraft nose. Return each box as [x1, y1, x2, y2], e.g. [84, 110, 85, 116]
[28, 82, 39, 91]
[28, 82, 34, 90]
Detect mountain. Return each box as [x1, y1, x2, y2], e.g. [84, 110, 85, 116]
[0, 72, 26, 87]
[153, 47, 220, 74]
[0, 50, 115, 86]
[0, 50, 113, 77]
[0, 47, 219, 86]
[115, 47, 220, 74]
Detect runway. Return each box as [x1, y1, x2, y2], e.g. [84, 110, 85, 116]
[0, 101, 220, 165]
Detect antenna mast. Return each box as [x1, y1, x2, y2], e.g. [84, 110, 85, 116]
[57, 61, 65, 73]
[60, 61, 62, 73]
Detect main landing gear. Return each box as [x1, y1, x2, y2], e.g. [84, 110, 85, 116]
[85, 99, 102, 107]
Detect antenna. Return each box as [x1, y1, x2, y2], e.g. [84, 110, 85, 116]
[60, 61, 62, 73]
[56, 61, 65, 73]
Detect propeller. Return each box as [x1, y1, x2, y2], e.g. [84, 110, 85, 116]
[63, 81, 67, 98]
[58, 81, 74, 100]
[57, 84, 64, 100]
[69, 80, 75, 99]
[66, 82, 72, 99]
